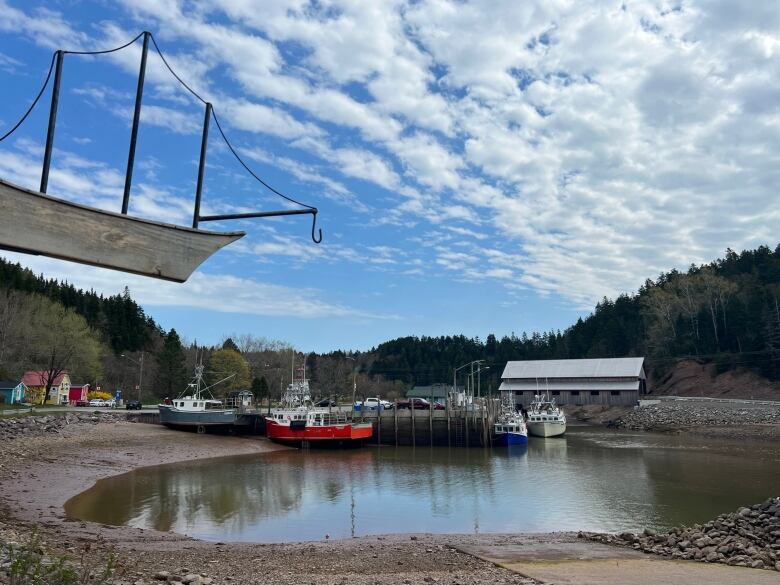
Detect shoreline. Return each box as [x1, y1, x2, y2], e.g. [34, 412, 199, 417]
[1, 416, 778, 584]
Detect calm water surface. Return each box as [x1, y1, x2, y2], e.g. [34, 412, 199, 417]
[65, 428, 780, 542]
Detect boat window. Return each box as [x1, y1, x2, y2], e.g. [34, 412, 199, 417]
[570, 391, 580, 396]
[590, 390, 599, 396]
[611, 391, 620, 396]
[179, 402, 184, 407]
[552, 391, 560, 395]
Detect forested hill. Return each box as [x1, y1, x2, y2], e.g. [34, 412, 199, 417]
[0, 258, 156, 352]
[365, 245, 780, 387]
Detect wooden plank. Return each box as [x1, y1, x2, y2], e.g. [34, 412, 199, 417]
[0, 178, 244, 282]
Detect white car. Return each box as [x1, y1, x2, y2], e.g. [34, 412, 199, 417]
[104, 399, 116, 408]
[357, 397, 393, 410]
[88, 398, 106, 407]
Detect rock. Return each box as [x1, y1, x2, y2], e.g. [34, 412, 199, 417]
[182, 575, 200, 584]
[154, 571, 169, 581]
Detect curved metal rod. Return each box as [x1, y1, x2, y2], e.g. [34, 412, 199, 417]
[311, 209, 322, 244]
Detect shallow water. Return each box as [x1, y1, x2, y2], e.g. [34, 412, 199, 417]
[65, 428, 780, 542]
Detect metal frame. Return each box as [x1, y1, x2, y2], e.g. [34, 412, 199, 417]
[35, 31, 320, 240]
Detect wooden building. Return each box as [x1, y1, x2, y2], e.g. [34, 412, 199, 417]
[499, 358, 646, 407]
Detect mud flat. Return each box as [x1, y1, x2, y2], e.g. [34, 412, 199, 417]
[0, 415, 775, 584]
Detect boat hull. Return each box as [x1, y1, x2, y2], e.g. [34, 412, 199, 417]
[0, 178, 244, 282]
[158, 405, 248, 430]
[265, 418, 373, 447]
[527, 421, 566, 438]
[493, 431, 529, 446]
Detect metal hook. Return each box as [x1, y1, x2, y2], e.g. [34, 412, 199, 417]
[310, 209, 323, 244]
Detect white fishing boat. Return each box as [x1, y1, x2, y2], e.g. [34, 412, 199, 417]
[526, 389, 567, 438]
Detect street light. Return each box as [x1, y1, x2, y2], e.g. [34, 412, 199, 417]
[345, 356, 357, 409]
[120, 351, 144, 402]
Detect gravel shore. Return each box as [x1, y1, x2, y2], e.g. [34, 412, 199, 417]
[586, 497, 780, 572]
[0, 415, 539, 585]
[609, 400, 780, 437]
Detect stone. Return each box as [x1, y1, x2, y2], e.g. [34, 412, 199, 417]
[154, 572, 169, 581]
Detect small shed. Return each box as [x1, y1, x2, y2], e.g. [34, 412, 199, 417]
[68, 384, 90, 405]
[225, 390, 253, 410]
[407, 383, 452, 404]
[0, 380, 26, 404]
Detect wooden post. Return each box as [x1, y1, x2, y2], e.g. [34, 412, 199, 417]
[429, 401, 433, 446]
[465, 409, 469, 448]
[411, 403, 415, 447]
[446, 397, 451, 448]
[377, 407, 382, 445]
[394, 400, 398, 446]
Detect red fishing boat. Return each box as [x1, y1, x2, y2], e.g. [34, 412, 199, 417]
[265, 376, 373, 447]
[266, 408, 373, 446]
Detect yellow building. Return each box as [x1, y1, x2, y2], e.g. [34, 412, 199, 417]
[21, 371, 71, 405]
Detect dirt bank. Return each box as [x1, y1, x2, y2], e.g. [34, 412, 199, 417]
[0, 420, 539, 584]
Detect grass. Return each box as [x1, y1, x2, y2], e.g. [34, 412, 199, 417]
[5, 530, 124, 585]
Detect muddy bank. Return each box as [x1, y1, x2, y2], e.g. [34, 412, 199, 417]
[0, 418, 539, 584]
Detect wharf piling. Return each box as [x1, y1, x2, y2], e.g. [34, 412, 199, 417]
[362, 408, 496, 447]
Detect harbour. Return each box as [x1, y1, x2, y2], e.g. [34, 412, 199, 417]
[64, 426, 780, 543]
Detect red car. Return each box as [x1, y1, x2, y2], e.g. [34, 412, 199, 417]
[396, 398, 446, 410]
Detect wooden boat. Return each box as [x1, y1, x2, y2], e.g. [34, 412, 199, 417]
[0, 178, 244, 282]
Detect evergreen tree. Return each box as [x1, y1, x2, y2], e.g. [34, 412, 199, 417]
[222, 337, 240, 353]
[155, 329, 187, 399]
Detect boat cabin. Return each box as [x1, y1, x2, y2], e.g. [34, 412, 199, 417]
[225, 390, 254, 410]
[172, 397, 227, 411]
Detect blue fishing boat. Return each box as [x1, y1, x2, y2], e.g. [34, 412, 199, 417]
[493, 414, 528, 446]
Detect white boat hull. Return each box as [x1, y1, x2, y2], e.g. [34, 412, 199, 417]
[527, 421, 566, 438]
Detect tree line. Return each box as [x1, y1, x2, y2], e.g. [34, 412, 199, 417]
[3, 243, 780, 403]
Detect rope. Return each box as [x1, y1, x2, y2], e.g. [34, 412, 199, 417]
[148, 35, 207, 106]
[62, 31, 145, 56]
[0, 52, 56, 142]
[0, 32, 145, 142]
[210, 111, 316, 211]
[148, 33, 317, 212]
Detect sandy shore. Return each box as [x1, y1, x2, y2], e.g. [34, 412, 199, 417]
[0, 420, 540, 584]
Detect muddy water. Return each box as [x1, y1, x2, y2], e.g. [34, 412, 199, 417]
[65, 428, 780, 542]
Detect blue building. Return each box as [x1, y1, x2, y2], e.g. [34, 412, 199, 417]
[0, 380, 26, 404]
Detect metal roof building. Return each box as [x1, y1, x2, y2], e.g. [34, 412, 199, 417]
[500, 357, 646, 407]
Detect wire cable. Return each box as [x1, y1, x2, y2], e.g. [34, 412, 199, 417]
[148, 34, 207, 106]
[62, 31, 145, 56]
[148, 33, 318, 213]
[0, 52, 56, 142]
[0, 33, 144, 142]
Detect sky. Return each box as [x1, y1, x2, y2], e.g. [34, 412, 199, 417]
[1, 1, 779, 352]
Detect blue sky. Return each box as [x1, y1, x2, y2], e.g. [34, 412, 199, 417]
[1, 1, 779, 352]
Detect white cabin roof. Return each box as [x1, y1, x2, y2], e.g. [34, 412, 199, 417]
[501, 357, 645, 380]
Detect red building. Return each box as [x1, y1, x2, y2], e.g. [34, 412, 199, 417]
[68, 384, 90, 405]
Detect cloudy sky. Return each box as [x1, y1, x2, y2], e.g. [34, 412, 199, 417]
[1, 1, 779, 352]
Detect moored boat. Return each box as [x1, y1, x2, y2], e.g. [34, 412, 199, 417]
[493, 413, 529, 446]
[158, 364, 252, 433]
[493, 386, 528, 446]
[265, 378, 373, 447]
[526, 391, 567, 438]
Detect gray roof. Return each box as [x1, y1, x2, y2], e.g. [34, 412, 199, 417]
[408, 384, 453, 398]
[500, 380, 640, 392]
[0, 380, 22, 390]
[501, 358, 645, 380]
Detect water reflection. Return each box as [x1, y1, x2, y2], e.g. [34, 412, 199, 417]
[65, 429, 780, 542]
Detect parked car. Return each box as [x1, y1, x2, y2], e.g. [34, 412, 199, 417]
[104, 398, 116, 408]
[315, 398, 337, 407]
[75, 400, 89, 407]
[125, 399, 142, 410]
[88, 398, 105, 407]
[396, 397, 431, 410]
[355, 397, 393, 410]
